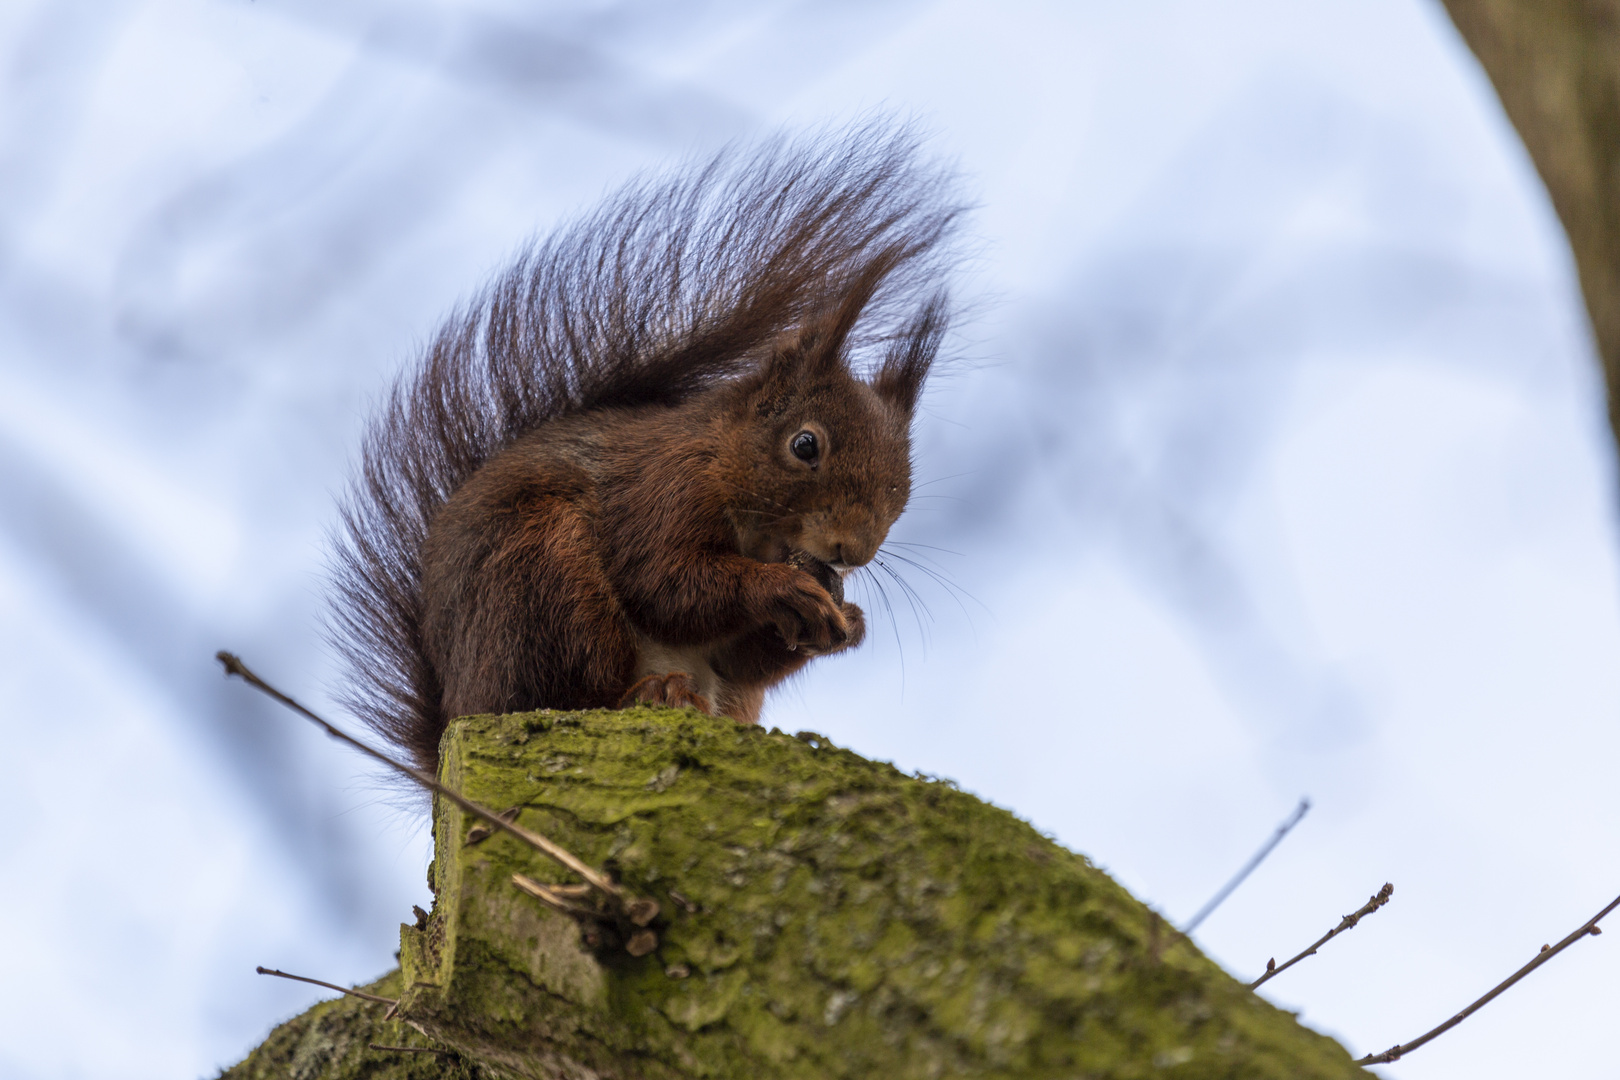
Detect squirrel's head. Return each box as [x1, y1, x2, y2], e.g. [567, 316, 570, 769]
[716, 294, 938, 571]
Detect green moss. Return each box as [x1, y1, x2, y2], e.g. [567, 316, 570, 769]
[382, 708, 1366, 1079]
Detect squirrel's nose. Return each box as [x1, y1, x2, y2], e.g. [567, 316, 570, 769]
[829, 536, 878, 568]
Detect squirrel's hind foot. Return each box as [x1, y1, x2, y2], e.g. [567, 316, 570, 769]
[619, 672, 714, 714]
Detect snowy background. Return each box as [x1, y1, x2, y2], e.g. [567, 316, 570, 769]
[2, 1, 1617, 1077]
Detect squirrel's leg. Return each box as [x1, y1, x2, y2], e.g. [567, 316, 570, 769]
[714, 683, 766, 725]
[424, 492, 638, 722]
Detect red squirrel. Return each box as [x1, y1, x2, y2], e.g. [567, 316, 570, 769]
[328, 125, 962, 775]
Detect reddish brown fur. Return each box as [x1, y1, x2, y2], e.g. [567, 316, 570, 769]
[328, 124, 960, 775]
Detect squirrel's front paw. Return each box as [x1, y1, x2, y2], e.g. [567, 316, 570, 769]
[759, 566, 848, 653]
[799, 601, 866, 656]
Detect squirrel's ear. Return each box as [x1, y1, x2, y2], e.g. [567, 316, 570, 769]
[871, 294, 946, 417]
[761, 256, 898, 389]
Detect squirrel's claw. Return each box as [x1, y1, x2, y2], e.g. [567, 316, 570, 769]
[619, 672, 713, 714]
[793, 601, 865, 657]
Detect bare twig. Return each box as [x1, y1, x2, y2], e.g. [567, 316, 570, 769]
[1184, 798, 1310, 934]
[512, 873, 601, 918]
[512, 871, 662, 958]
[1249, 883, 1392, 990]
[216, 651, 628, 905]
[1355, 891, 1618, 1066]
[369, 1043, 456, 1058]
[256, 966, 397, 1005]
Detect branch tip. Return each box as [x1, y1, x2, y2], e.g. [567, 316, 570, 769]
[1249, 881, 1393, 991]
[255, 966, 398, 1006]
[218, 650, 647, 913]
[1353, 890, 1619, 1067]
[1184, 797, 1311, 935]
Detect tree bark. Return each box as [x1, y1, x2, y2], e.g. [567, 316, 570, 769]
[229, 708, 1365, 1079]
[1440, 0, 1620, 448]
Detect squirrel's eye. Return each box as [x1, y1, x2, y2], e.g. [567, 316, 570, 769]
[789, 429, 819, 464]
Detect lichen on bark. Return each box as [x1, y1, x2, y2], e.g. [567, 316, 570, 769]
[227, 707, 1366, 1078]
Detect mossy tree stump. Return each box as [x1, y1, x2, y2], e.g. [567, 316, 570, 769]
[228, 708, 1364, 1079]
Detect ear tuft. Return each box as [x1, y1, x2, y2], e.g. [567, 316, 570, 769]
[872, 292, 946, 416]
[759, 250, 908, 392]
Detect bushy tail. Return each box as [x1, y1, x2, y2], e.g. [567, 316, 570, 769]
[327, 121, 964, 772]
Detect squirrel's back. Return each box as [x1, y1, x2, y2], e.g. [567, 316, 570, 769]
[328, 122, 962, 773]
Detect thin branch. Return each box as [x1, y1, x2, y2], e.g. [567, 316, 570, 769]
[1249, 883, 1393, 990]
[1184, 797, 1310, 934]
[512, 873, 601, 918]
[512, 870, 661, 956]
[256, 966, 397, 1005]
[1355, 891, 1618, 1066]
[217, 651, 631, 907]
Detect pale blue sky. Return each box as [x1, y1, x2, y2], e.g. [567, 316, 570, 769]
[1, 2, 1616, 1077]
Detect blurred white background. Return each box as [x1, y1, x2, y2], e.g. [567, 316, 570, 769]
[1, 1, 1616, 1077]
